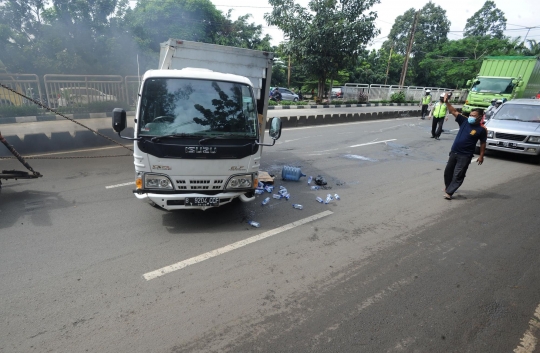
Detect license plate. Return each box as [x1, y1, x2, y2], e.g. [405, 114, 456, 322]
[498, 141, 518, 148]
[185, 197, 219, 207]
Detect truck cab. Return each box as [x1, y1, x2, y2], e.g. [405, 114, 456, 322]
[112, 40, 280, 210]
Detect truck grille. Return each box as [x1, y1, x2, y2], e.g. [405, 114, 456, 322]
[175, 179, 225, 190]
[495, 133, 526, 142]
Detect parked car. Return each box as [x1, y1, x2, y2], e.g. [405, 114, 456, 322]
[274, 87, 299, 102]
[331, 87, 343, 98]
[57, 87, 117, 106]
[484, 99, 540, 161]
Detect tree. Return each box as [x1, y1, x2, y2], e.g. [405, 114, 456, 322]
[265, 0, 380, 100]
[216, 12, 272, 51]
[419, 36, 527, 88]
[464, 0, 506, 38]
[383, 2, 450, 86]
[523, 39, 540, 56]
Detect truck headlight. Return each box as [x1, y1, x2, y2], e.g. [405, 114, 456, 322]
[528, 136, 540, 144]
[487, 130, 494, 138]
[144, 174, 173, 189]
[225, 174, 253, 189]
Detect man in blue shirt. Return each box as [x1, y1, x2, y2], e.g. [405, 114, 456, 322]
[443, 93, 487, 200]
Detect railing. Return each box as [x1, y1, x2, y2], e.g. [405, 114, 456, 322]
[125, 76, 142, 107]
[342, 84, 468, 103]
[44, 74, 125, 108]
[0, 74, 43, 107]
[1, 72, 471, 111]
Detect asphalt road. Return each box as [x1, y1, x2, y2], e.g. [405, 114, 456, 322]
[1, 114, 539, 353]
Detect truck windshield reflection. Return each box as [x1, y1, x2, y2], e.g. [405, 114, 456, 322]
[139, 78, 257, 138]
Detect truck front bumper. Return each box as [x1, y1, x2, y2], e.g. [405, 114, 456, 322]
[134, 191, 255, 210]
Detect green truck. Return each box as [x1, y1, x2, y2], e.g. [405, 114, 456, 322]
[462, 56, 540, 113]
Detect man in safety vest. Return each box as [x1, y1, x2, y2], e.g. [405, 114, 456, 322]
[419, 89, 432, 120]
[428, 94, 449, 139]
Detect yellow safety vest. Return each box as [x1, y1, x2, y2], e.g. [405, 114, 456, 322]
[422, 95, 431, 105]
[433, 102, 447, 118]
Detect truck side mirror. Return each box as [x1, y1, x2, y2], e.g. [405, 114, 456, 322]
[466, 80, 471, 86]
[518, 81, 523, 87]
[112, 108, 126, 133]
[269, 117, 282, 140]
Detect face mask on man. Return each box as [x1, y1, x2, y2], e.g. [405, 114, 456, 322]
[468, 117, 477, 124]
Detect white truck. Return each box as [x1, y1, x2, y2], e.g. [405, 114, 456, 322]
[112, 39, 282, 210]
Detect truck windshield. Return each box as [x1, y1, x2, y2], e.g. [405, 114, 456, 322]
[471, 78, 514, 94]
[138, 78, 258, 138]
[492, 104, 540, 122]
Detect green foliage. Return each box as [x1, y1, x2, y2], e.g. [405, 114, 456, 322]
[464, 1, 506, 38]
[418, 36, 527, 88]
[0, 105, 40, 118]
[0, 0, 276, 76]
[383, 3, 450, 86]
[390, 90, 405, 103]
[265, 0, 380, 98]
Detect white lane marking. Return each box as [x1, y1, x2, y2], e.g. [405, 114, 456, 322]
[143, 210, 333, 281]
[349, 139, 397, 148]
[105, 182, 135, 189]
[514, 303, 540, 353]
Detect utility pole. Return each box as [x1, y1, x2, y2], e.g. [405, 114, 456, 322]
[399, 10, 420, 87]
[287, 55, 291, 88]
[384, 44, 394, 85]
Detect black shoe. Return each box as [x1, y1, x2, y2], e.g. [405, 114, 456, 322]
[435, 136, 440, 140]
[421, 117, 425, 120]
[430, 136, 435, 138]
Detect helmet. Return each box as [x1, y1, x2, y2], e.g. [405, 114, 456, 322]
[440, 93, 445, 98]
[491, 98, 497, 102]
[425, 89, 431, 94]
[502, 98, 507, 103]
[496, 99, 503, 104]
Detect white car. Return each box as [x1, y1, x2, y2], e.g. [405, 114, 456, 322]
[57, 87, 117, 107]
[484, 99, 540, 162]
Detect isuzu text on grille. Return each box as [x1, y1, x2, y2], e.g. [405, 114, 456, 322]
[185, 147, 217, 154]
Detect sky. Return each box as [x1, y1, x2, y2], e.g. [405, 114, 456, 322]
[209, 0, 540, 49]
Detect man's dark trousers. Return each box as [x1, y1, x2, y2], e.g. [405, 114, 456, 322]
[432, 117, 444, 138]
[444, 152, 472, 195]
[421, 105, 429, 119]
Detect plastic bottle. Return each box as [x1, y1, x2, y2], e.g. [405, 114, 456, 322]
[258, 181, 264, 188]
[264, 185, 274, 193]
[279, 185, 286, 190]
[325, 194, 333, 204]
[261, 197, 270, 205]
[316, 197, 324, 203]
[311, 186, 320, 190]
[284, 193, 290, 200]
[254, 188, 265, 195]
[334, 194, 340, 200]
[282, 166, 306, 181]
[279, 188, 288, 196]
[292, 204, 303, 209]
[307, 176, 313, 184]
[248, 221, 260, 228]
[272, 194, 282, 199]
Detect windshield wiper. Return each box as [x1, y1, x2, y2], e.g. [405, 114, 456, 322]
[199, 134, 253, 144]
[497, 118, 524, 121]
[150, 133, 201, 143]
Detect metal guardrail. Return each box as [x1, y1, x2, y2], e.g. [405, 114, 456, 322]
[342, 84, 469, 103]
[44, 74, 125, 109]
[2, 73, 470, 111]
[0, 74, 43, 107]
